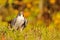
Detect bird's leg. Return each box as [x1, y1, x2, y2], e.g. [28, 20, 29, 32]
[13, 26, 18, 31]
[18, 26, 24, 32]
[21, 26, 25, 31]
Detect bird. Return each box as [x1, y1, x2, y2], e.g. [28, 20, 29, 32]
[9, 11, 27, 31]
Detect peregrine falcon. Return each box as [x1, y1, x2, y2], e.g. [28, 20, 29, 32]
[10, 11, 27, 31]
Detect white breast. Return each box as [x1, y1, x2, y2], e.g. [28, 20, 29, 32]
[17, 16, 24, 21]
[15, 15, 25, 27]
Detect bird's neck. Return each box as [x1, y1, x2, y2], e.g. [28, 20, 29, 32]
[17, 11, 24, 17]
[20, 11, 24, 17]
[20, 14, 23, 17]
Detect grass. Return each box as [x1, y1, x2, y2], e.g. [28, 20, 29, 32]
[0, 19, 60, 40]
[0, 0, 60, 40]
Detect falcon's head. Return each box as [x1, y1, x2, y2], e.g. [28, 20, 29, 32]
[18, 11, 24, 16]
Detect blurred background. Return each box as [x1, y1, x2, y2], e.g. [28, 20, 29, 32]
[0, 0, 60, 40]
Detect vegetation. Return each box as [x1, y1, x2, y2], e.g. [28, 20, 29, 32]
[0, 0, 60, 40]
